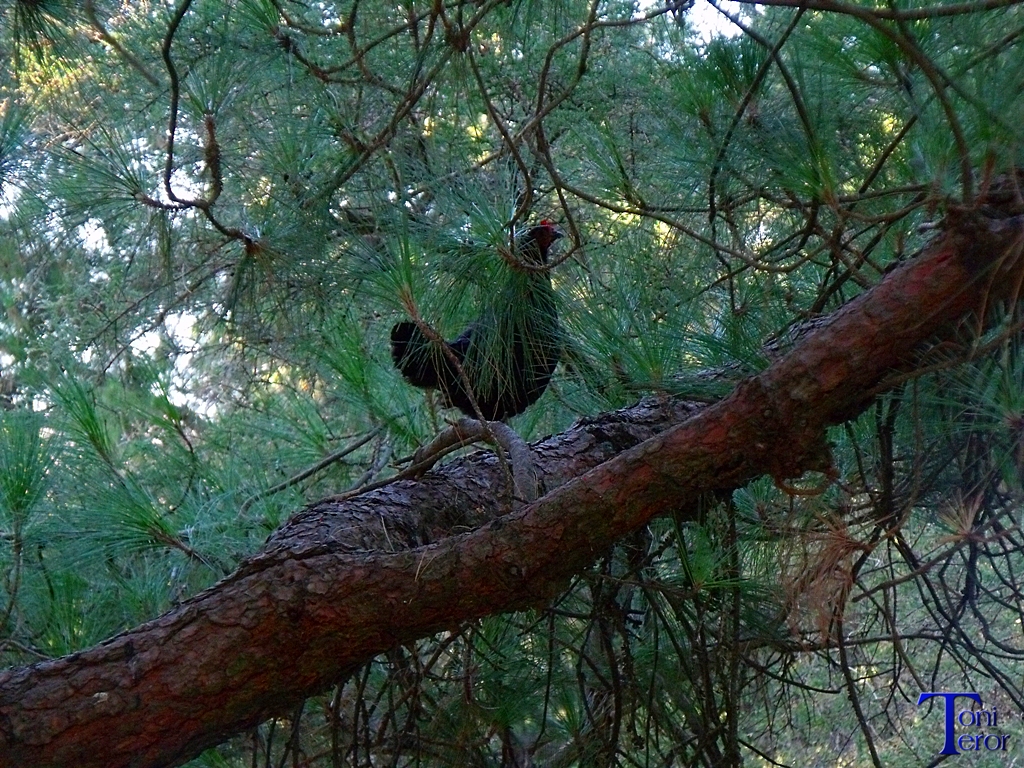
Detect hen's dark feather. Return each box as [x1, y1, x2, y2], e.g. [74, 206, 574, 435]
[391, 223, 562, 421]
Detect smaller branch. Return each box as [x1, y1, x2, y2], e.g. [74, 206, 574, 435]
[885, 15, 974, 202]
[158, 0, 251, 243]
[318, 432, 476, 504]
[238, 427, 384, 517]
[467, 47, 533, 228]
[84, 1, 160, 86]
[835, 613, 884, 766]
[407, 419, 540, 503]
[707, 7, 805, 225]
[160, 0, 197, 207]
[736, 0, 1024, 22]
[348, 437, 393, 491]
[271, 0, 347, 36]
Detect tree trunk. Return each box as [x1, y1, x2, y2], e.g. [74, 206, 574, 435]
[0, 209, 1021, 768]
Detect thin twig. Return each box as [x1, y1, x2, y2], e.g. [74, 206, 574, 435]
[238, 428, 384, 517]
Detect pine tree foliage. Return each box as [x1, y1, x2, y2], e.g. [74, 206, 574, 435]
[1, 0, 1024, 765]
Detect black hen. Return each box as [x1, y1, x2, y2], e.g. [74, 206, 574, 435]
[391, 222, 563, 421]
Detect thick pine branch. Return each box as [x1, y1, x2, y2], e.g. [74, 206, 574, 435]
[0, 210, 1022, 768]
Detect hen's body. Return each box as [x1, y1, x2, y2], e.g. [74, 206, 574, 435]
[391, 223, 562, 421]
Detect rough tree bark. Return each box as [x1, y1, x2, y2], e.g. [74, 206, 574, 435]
[0, 208, 1022, 768]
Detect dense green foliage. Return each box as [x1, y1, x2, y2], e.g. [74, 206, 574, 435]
[2, 0, 1024, 765]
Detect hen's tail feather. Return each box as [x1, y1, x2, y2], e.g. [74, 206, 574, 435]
[391, 321, 441, 388]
